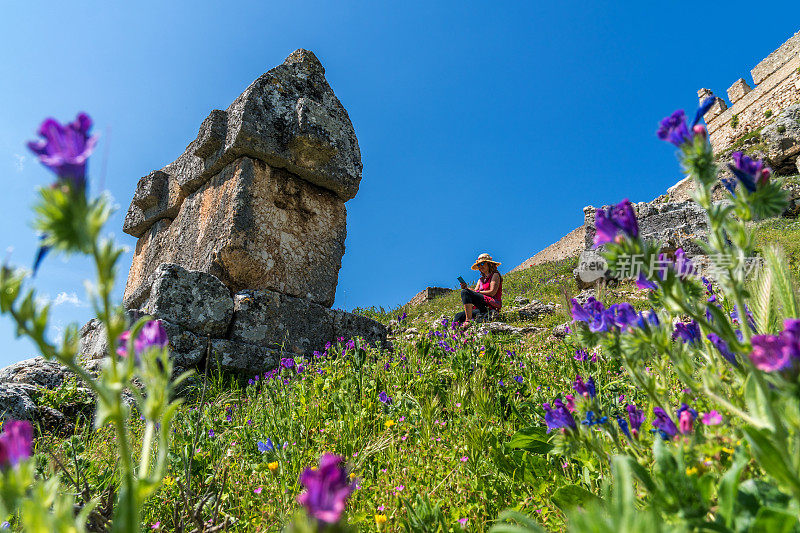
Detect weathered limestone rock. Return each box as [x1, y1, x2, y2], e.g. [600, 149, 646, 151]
[78, 318, 108, 360]
[330, 310, 388, 349]
[125, 158, 347, 308]
[230, 289, 334, 355]
[123, 49, 359, 308]
[516, 302, 558, 321]
[762, 104, 800, 172]
[0, 357, 70, 389]
[209, 340, 282, 375]
[408, 287, 453, 307]
[112, 50, 389, 376]
[139, 264, 233, 337]
[0, 384, 39, 422]
[583, 201, 709, 255]
[229, 290, 388, 355]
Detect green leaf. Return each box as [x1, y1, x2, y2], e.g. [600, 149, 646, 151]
[551, 484, 602, 512]
[718, 451, 748, 528]
[743, 426, 800, 497]
[749, 507, 799, 533]
[743, 374, 774, 430]
[508, 426, 553, 454]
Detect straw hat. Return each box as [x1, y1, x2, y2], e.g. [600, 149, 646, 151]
[471, 253, 501, 271]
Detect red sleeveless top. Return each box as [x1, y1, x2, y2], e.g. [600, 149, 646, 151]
[479, 274, 502, 310]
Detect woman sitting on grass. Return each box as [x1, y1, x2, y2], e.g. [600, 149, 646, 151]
[454, 253, 503, 327]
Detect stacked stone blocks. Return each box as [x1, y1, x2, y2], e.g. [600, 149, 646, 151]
[700, 30, 800, 154]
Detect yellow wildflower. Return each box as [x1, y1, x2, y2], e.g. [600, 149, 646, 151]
[385, 419, 396, 429]
[349, 472, 357, 480]
[686, 466, 699, 476]
[375, 514, 388, 527]
[268, 461, 279, 472]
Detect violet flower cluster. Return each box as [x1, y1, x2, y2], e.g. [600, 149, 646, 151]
[0, 420, 33, 469]
[656, 97, 715, 148]
[571, 297, 659, 333]
[543, 399, 577, 433]
[116, 320, 168, 362]
[651, 403, 697, 440]
[27, 113, 98, 189]
[297, 453, 356, 524]
[724, 151, 772, 194]
[750, 319, 800, 372]
[593, 199, 639, 247]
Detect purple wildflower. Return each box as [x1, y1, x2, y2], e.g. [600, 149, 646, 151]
[573, 375, 596, 398]
[617, 416, 631, 438]
[626, 404, 645, 433]
[676, 404, 697, 435]
[27, 113, 98, 188]
[571, 297, 615, 333]
[636, 272, 658, 290]
[750, 334, 793, 372]
[378, 391, 393, 405]
[652, 407, 678, 440]
[593, 199, 639, 247]
[297, 454, 355, 524]
[513, 376, 524, 384]
[543, 399, 577, 433]
[610, 302, 639, 330]
[707, 333, 737, 365]
[0, 420, 33, 468]
[673, 320, 701, 344]
[702, 411, 723, 425]
[257, 439, 275, 453]
[574, 349, 589, 362]
[116, 320, 168, 361]
[729, 152, 771, 193]
[656, 97, 715, 147]
[280, 357, 295, 370]
[581, 411, 608, 426]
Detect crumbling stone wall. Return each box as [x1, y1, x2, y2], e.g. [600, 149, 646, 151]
[699, 30, 800, 154]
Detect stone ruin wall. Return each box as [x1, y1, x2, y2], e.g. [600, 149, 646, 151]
[700, 29, 800, 154]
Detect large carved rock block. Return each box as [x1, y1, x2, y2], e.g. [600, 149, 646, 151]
[230, 289, 335, 355]
[124, 157, 346, 307]
[123, 49, 358, 307]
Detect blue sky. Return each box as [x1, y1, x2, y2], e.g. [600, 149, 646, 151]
[1, 1, 798, 367]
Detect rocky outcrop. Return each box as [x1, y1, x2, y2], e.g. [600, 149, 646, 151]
[118, 264, 388, 374]
[123, 49, 359, 308]
[762, 104, 800, 175]
[583, 200, 709, 255]
[112, 50, 388, 375]
[0, 357, 95, 434]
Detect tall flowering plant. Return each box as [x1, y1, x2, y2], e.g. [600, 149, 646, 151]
[0, 113, 188, 532]
[497, 100, 800, 532]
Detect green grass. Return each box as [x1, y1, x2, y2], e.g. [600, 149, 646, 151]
[32, 213, 800, 531]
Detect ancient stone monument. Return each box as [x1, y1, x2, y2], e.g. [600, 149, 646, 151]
[113, 49, 387, 373]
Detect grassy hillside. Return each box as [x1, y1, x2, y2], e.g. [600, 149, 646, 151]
[29, 182, 800, 532]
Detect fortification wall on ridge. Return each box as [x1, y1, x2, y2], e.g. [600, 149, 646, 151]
[700, 30, 800, 154]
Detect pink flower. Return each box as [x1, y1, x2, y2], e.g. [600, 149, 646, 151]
[458, 518, 468, 527]
[564, 394, 576, 412]
[151, 522, 161, 530]
[254, 487, 262, 494]
[701, 411, 723, 426]
[378, 505, 385, 511]
[460, 456, 468, 462]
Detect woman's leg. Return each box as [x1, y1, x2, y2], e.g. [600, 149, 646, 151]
[461, 289, 487, 324]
